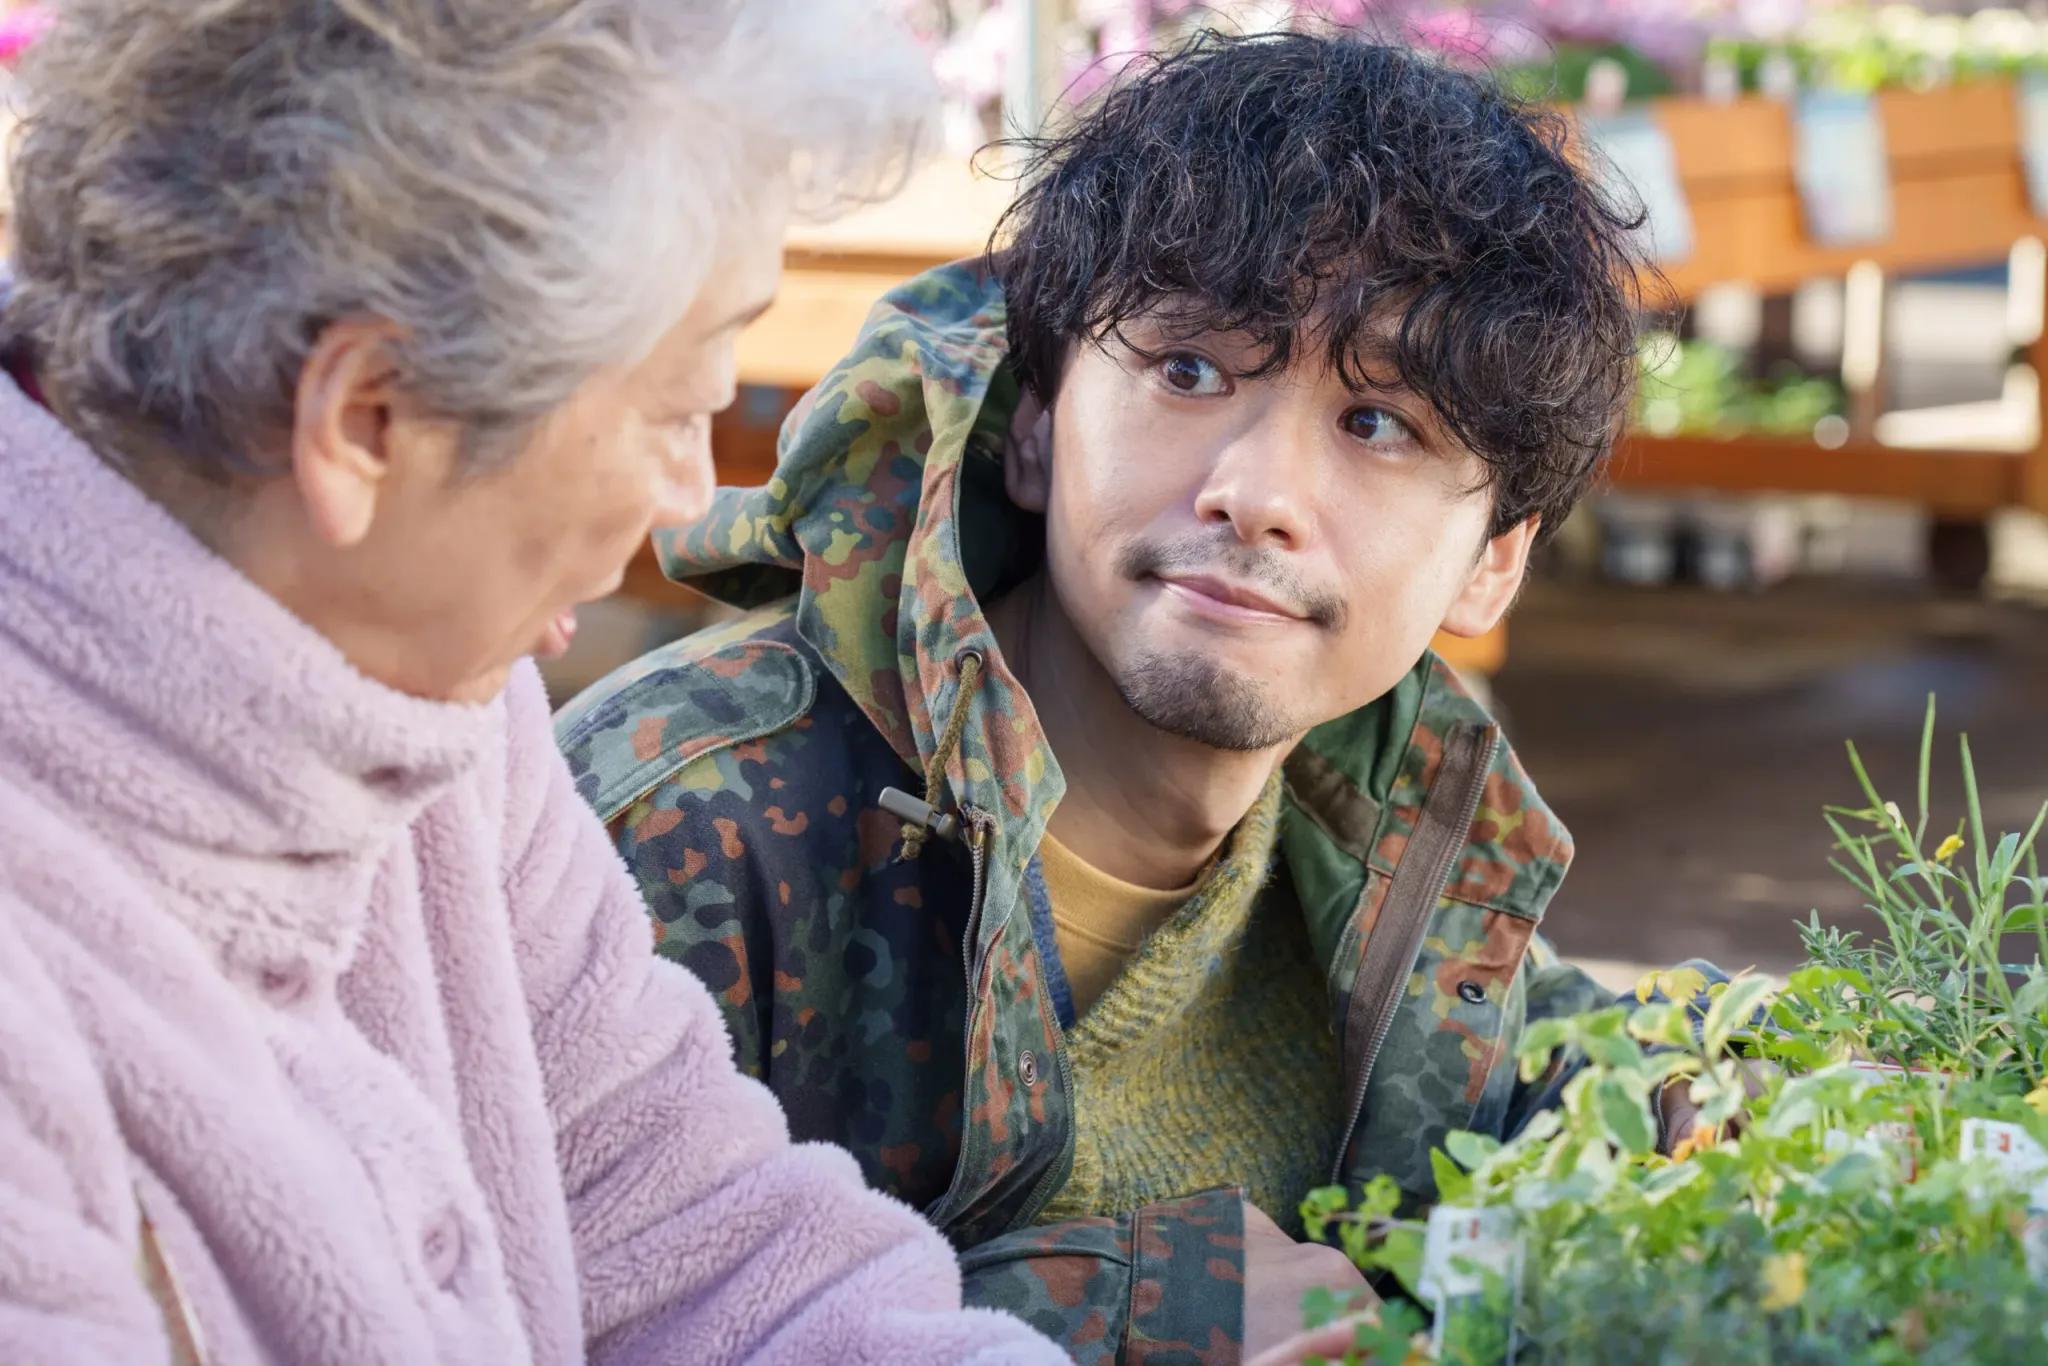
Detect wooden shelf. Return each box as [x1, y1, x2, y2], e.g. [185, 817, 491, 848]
[1611, 432, 2028, 516]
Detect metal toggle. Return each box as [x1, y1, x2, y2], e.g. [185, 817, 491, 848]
[878, 786, 962, 845]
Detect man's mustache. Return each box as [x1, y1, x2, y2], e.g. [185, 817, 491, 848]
[1114, 534, 1346, 631]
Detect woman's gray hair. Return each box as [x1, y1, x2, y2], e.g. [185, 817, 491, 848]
[4, 0, 933, 474]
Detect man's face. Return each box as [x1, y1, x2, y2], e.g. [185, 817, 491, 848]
[1029, 315, 1535, 751]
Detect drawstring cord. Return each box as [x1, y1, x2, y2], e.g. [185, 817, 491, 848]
[898, 651, 985, 861]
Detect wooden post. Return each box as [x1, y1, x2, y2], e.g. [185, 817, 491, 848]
[1002, 0, 1051, 140]
[1841, 260, 1889, 445]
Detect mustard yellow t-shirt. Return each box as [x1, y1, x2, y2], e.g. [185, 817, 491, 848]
[1037, 830, 1208, 1016]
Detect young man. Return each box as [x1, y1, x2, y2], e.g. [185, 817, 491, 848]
[560, 33, 1694, 1361]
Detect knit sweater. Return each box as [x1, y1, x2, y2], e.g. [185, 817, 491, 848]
[1036, 774, 1344, 1235]
[0, 373, 1062, 1364]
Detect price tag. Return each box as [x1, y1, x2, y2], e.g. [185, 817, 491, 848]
[1959, 1118, 2048, 1206]
[1581, 110, 1695, 265]
[1794, 92, 1893, 246]
[2020, 72, 2048, 218]
[1958, 1118, 2048, 1278]
[1823, 1120, 1920, 1182]
[1419, 1205, 1521, 1360]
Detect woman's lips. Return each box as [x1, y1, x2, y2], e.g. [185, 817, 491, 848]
[535, 607, 579, 660]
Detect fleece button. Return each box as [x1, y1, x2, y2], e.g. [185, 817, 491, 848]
[1017, 1049, 1040, 1087]
[1457, 981, 1487, 1005]
[421, 1207, 465, 1289]
[254, 958, 312, 1008]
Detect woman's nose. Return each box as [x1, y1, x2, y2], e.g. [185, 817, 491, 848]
[649, 416, 715, 530]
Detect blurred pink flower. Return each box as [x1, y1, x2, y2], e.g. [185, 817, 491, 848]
[0, 4, 48, 64]
[1413, 7, 1490, 57]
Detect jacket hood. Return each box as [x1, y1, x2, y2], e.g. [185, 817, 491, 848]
[658, 261, 1061, 847]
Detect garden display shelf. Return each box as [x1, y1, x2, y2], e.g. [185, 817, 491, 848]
[1613, 79, 2048, 523]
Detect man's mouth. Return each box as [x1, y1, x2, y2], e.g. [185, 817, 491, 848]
[1153, 573, 1308, 625]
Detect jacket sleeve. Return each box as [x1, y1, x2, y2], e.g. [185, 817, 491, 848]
[498, 664, 1063, 1366]
[958, 1188, 1245, 1366]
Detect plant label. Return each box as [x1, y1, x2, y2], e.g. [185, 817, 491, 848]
[1958, 1118, 2048, 1210]
[1420, 1205, 1521, 1361]
[1578, 111, 1694, 266]
[2021, 73, 2048, 219]
[1793, 93, 1893, 246]
[1824, 1120, 1919, 1183]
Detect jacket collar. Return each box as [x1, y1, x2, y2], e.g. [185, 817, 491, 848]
[658, 262, 1065, 856]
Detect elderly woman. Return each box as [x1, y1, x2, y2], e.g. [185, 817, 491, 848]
[0, 2, 1063, 1362]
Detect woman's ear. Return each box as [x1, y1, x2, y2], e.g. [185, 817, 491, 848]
[1003, 389, 1054, 512]
[1439, 515, 1540, 638]
[290, 317, 406, 549]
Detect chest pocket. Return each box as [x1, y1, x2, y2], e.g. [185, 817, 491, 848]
[556, 637, 814, 824]
[1344, 895, 1538, 1200]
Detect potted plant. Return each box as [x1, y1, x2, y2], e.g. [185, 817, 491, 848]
[1301, 700, 2048, 1363]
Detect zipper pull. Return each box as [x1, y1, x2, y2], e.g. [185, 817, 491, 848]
[879, 786, 962, 846]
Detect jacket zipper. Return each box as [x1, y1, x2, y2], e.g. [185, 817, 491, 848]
[929, 806, 996, 1231]
[962, 807, 993, 998]
[1329, 723, 1499, 1182]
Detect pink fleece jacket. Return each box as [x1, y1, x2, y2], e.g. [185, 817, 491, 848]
[0, 377, 1063, 1365]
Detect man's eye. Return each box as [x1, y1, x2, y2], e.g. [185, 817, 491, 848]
[1342, 405, 1415, 447]
[1157, 352, 1228, 396]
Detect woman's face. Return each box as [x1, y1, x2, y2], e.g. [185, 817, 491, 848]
[261, 194, 789, 703]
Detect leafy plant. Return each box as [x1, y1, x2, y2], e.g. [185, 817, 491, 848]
[1634, 332, 1844, 442]
[1301, 698, 2048, 1363]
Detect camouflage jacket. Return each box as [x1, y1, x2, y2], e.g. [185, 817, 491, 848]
[556, 263, 1615, 1363]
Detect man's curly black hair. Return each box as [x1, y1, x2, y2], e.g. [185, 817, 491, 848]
[990, 31, 1654, 542]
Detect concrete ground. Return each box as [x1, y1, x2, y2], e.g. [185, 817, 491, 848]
[1493, 577, 2048, 976]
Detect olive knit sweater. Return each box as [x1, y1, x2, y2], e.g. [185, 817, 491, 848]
[1037, 774, 1345, 1234]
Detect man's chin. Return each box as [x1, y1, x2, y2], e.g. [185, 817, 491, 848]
[1114, 650, 1299, 753]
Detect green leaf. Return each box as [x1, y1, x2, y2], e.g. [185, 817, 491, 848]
[1594, 1075, 1657, 1155]
[1761, 1035, 1828, 1073]
[1704, 974, 1776, 1056]
[1377, 1224, 1429, 1299]
[1988, 831, 2024, 886]
[1431, 1147, 1473, 1205]
[1516, 1017, 1572, 1079]
[1301, 1285, 1342, 1330]
[1786, 964, 1872, 996]
[1629, 1001, 1695, 1049]
[1643, 1160, 1704, 1199]
[1445, 1129, 1502, 1172]
[1582, 1027, 1649, 1071]
[1354, 1174, 1403, 1222]
[2005, 905, 2048, 936]
[1962, 733, 1989, 886]
[1916, 695, 1936, 836]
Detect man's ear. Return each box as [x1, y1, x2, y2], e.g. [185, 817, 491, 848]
[1439, 515, 1541, 638]
[1002, 389, 1054, 513]
[290, 317, 408, 549]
